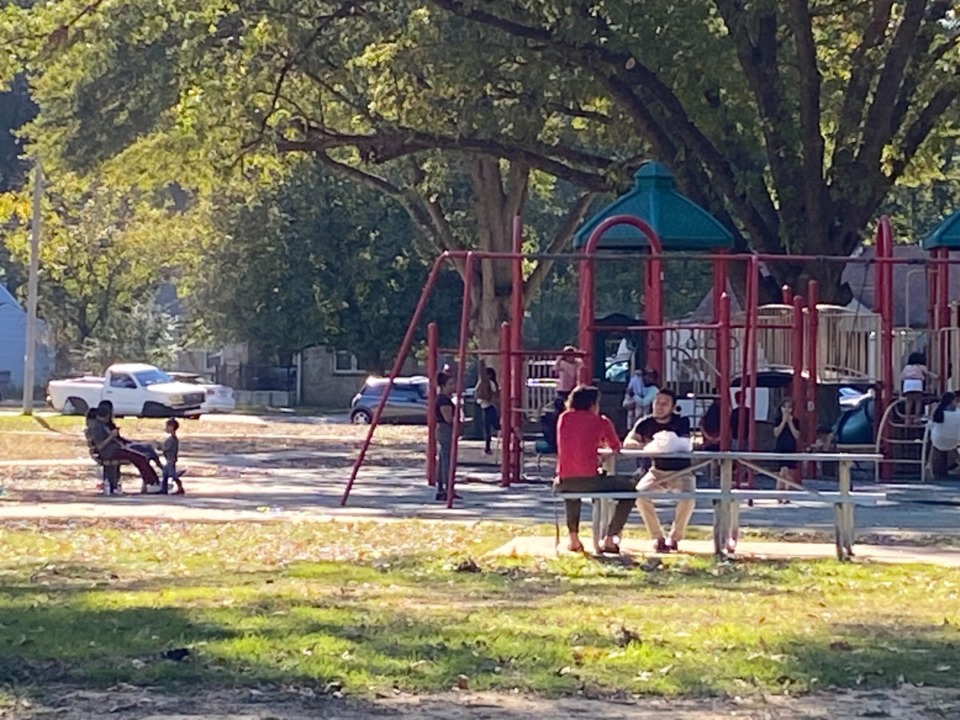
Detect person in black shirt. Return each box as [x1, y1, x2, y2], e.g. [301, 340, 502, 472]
[700, 399, 721, 451]
[625, 388, 695, 553]
[772, 397, 802, 500]
[729, 390, 744, 449]
[434, 372, 458, 501]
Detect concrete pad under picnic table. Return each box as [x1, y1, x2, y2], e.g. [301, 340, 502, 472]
[489, 535, 960, 567]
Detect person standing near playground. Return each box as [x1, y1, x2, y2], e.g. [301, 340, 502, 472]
[622, 367, 645, 428]
[555, 385, 634, 554]
[928, 392, 960, 481]
[772, 398, 802, 500]
[901, 352, 930, 425]
[474, 363, 501, 455]
[434, 372, 460, 501]
[554, 346, 583, 407]
[637, 368, 659, 417]
[625, 388, 695, 553]
[159, 418, 186, 495]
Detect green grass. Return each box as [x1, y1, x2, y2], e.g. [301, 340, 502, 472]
[0, 519, 959, 700]
[0, 414, 84, 432]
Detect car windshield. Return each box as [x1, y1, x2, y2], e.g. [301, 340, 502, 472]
[133, 369, 173, 387]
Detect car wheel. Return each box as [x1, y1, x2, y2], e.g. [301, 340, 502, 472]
[141, 401, 169, 418]
[351, 409, 373, 425]
[64, 397, 88, 416]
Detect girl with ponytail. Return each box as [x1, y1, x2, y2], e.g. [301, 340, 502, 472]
[928, 392, 960, 481]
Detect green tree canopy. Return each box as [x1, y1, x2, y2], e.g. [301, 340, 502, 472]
[195, 161, 463, 371]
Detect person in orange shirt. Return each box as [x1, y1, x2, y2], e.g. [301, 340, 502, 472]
[555, 385, 635, 554]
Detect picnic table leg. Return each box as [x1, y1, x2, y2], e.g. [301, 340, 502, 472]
[839, 461, 855, 559]
[592, 499, 603, 555]
[712, 499, 724, 556]
[833, 503, 846, 561]
[718, 459, 735, 556]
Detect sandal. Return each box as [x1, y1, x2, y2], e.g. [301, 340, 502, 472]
[600, 541, 621, 555]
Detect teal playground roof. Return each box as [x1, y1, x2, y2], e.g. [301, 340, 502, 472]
[922, 210, 960, 251]
[573, 161, 734, 251]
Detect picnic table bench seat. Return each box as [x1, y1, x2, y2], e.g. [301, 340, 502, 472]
[553, 449, 884, 561]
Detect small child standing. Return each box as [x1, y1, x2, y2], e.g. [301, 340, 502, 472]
[160, 418, 185, 495]
[900, 352, 929, 425]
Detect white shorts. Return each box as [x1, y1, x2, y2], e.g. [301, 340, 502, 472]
[902, 379, 923, 394]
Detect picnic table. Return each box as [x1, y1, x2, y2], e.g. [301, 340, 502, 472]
[553, 449, 884, 561]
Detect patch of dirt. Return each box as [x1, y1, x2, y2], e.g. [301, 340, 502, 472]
[4, 686, 960, 719]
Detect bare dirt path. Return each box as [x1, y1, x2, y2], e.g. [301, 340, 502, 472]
[6, 686, 960, 719]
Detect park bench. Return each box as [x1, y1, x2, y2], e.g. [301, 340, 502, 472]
[83, 425, 123, 495]
[554, 450, 885, 561]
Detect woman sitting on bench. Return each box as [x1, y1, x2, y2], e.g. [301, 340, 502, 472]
[555, 385, 635, 555]
[87, 404, 161, 489]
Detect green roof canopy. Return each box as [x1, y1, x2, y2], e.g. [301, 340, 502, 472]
[922, 210, 960, 251]
[573, 161, 734, 251]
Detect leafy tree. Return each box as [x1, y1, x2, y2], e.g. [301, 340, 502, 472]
[0, 177, 194, 374]
[432, 0, 960, 302]
[194, 161, 463, 372]
[78, 299, 181, 371]
[0, 74, 36, 293]
[1, 1, 618, 350]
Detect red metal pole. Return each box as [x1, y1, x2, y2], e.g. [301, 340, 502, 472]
[791, 295, 805, 415]
[426, 323, 438, 487]
[578, 253, 595, 382]
[938, 248, 950, 394]
[791, 295, 805, 484]
[647, 250, 664, 379]
[711, 253, 727, 324]
[745, 256, 760, 488]
[805, 280, 820, 478]
[718, 293, 731, 451]
[499, 321, 512, 487]
[782, 284, 793, 305]
[341, 254, 449, 505]
[446, 253, 477, 508]
[579, 215, 665, 383]
[737, 260, 754, 465]
[511, 217, 524, 484]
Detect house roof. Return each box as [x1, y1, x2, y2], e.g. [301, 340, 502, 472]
[0, 285, 23, 312]
[687, 245, 947, 328]
[922, 210, 960, 251]
[842, 245, 950, 327]
[572, 161, 734, 251]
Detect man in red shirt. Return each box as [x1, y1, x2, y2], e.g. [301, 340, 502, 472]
[555, 385, 635, 554]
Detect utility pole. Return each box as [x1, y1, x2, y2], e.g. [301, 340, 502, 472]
[22, 161, 41, 415]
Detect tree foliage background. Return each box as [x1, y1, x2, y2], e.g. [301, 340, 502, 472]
[2, 0, 960, 379]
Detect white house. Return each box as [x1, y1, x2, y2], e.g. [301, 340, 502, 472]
[0, 284, 51, 400]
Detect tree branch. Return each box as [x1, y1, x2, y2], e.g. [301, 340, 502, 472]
[522, 191, 595, 306]
[889, 1, 958, 136]
[277, 128, 613, 191]
[830, 0, 894, 169]
[854, 0, 927, 172]
[313, 152, 461, 258]
[786, 0, 828, 241]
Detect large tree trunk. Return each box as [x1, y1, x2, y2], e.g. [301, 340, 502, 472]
[468, 157, 526, 356]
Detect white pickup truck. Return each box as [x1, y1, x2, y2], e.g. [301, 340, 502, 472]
[47, 363, 206, 418]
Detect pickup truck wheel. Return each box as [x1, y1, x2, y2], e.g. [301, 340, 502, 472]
[64, 397, 88, 416]
[141, 401, 170, 418]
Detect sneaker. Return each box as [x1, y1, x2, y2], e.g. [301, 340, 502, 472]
[665, 539, 679, 553]
[653, 537, 669, 554]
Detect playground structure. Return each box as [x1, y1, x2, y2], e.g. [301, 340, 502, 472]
[340, 165, 960, 506]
